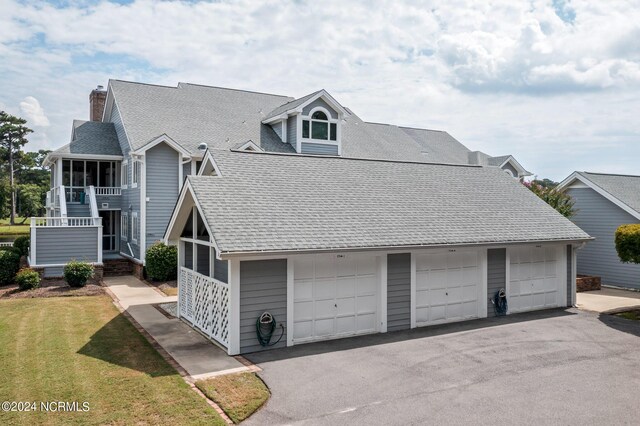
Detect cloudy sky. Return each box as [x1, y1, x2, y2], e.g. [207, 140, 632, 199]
[1, 0, 638, 181]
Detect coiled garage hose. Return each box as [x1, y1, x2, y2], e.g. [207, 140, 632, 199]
[256, 312, 285, 347]
[493, 289, 508, 316]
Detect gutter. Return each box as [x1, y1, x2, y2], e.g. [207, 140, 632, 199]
[219, 237, 595, 260]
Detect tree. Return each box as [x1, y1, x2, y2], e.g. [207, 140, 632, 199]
[531, 178, 558, 189]
[523, 180, 576, 218]
[0, 112, 33, 225]
[16, 184, 44, 222]
[615, 224, 640, 264]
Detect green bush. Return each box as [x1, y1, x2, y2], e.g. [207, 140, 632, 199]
[145, 242, 178, 281]
[13, 236, 30, 257]
[615, 224, 640, 264]
[0, 250, 20, 285]
[15, 268, 40, 291]
[63, 260, 94, 288]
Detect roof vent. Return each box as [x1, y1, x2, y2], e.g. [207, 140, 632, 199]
[96, 85, 104, 91]
[197, 143, 208, 151]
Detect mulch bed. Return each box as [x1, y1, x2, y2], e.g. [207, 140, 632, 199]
[0, 280, 105, 299]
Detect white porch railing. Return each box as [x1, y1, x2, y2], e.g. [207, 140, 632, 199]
[179, 266, 230, 348]
[95, 187, 121, 196]
[0, 242, 13, 247]
[31, 217, 101, 227]
[87, 186, 99, 218]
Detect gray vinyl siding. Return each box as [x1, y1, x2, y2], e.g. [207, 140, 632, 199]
[146, 143, 179, 251]
[43, 266, 64, 278]
[567, 187, 640, 289]
[300, 142, 339, 156]
[487, 248, 506, 316]
[109, 101, 140, 259]
[387, 253, 411, 331]
[239, 259, 287, 353]
[34, 227, 99, 265]
[287, 117, 297, 151]
[302, 98, 338, 119]
[271, 121, 284, 141]
[501, 162, 519, 177]
[214, 258, 228, 283]
[567, 245, 573, 306]
[183, 162, 191, 183]
[66, 204, 91, 217]
[96, 194, 121, 211]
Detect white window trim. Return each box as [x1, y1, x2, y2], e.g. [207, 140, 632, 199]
[301, 106, 339, 144]
[121, 211, 128, 241]
[121, 160, 128, 189]
[132, 160, 141, 189]
[131, 211, 139, 244]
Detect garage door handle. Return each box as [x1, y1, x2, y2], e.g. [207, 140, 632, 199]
[335, 303, 337, 308]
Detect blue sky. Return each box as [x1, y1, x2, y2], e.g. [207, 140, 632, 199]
[1, 0, 639, 181]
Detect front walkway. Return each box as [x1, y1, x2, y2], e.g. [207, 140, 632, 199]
[104, 275, 247, 379]
[577, 287, 640, 313]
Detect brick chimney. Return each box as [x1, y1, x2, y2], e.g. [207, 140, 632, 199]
[89, 85, 107, 121]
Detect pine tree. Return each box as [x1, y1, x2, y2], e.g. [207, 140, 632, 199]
[0, 111, 33, 225]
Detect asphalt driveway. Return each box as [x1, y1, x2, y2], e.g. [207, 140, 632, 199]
[245, 309, 640, 425]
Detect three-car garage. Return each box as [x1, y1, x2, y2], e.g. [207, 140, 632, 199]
[284, 244, 570, 347]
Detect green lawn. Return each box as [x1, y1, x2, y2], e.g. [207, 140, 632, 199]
[196, 372, 269, 424]
[0, 217, 30, 236]
[0, 296, 226, 425]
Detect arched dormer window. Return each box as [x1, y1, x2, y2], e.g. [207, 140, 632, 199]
[302, 107, 337, 142]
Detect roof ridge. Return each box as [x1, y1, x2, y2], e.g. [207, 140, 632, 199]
[225, 148, 483, 169]
[179, 82, 292, 99]
[582, 171, 640, 178]
[365, 122, 448, 133]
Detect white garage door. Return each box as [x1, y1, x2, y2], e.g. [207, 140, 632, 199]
[293, 253, 379, 343]
[415, 250, 483, 326]
[508, 245, 563, 313]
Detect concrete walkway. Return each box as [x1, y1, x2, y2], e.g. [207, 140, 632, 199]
[104, 275, 247, 379]
[577, 287, 640, 313]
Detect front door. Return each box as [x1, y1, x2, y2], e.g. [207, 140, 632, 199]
[99, 210, 118, 252]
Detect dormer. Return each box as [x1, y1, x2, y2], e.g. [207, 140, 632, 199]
[262, 90, 348, 156]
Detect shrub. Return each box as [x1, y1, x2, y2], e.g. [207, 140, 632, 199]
[15, 268, 40, 291]
[63, 260, 94, 288]
[523, 181, 576, 218]
[0, 249, 20, 285]
[615, 224, 640, 264]
[13, 236, 30, 257]
[145, 242, 178, 281]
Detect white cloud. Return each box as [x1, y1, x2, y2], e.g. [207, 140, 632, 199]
[0, 0, 638, 179]
[19, 96, 50, 127]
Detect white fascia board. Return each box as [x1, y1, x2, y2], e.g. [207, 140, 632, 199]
[295, 90, 350, 117]
[499, 156, 530, 176]
[237, 140, 263, 152]
[197, 149, 222, 176]
[261, 115, 287, 125]
[49, 153, 124, 162]
[132, 134, 191, 158]
[558, 172, 640, 221]
[163, 179, 222, 255]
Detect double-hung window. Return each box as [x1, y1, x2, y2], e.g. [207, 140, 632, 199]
[131, 212, 139, 244]
[132, 161, 141, 188]
[121, 212, 128, 241]
[121, 161, 129, 189]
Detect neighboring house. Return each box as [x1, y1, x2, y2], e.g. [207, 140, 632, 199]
[30, 80, 532, 278]
[558, 172, 640, 290]
[29, 80, 586, 356]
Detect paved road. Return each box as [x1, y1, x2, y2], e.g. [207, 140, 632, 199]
[245, 309, 640, 425]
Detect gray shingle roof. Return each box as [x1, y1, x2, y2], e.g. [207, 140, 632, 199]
[188, 150, 590, 254]
[110, 80, 518, 165]
[263, 90, 322, 120]
[110, 80, 295, 154]
[486, 155, 511, 166]
[578, 172, 640, 214]
[51, 120, 122, 156]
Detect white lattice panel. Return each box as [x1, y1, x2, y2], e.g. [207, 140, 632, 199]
[179, 267, 230, 347]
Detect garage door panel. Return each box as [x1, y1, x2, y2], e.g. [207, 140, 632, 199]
[416, 271, 430, 290]
[293, 321, 312, 340]
[447, 268, 462, 285]
[446, 303, 462, 319]
[429, 269, 448, 287]
[463, 301, 477, 317]
[430, 288, 448, 305]
[315, 318, 334, 336]
[315, 299, 336, 319]
[430, 305, 446, 322]
[356, 276, 377, 296]
[356, 294, 377, 314]
[462, 268, 478, 285]
[336, 298, 355, 316]
[356, 314, 376, 331]
[314, 279, 336, 300]
[336, 277, 355, 298]
[462, 285, 477, 301]
[293, 253, 379, 343]
[447, 286, 463, 303]
[416, 290, 429, 307]
[294, 280, 313, 301]
[294, 301, 313, 321]
[509, 245, 562, 313]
